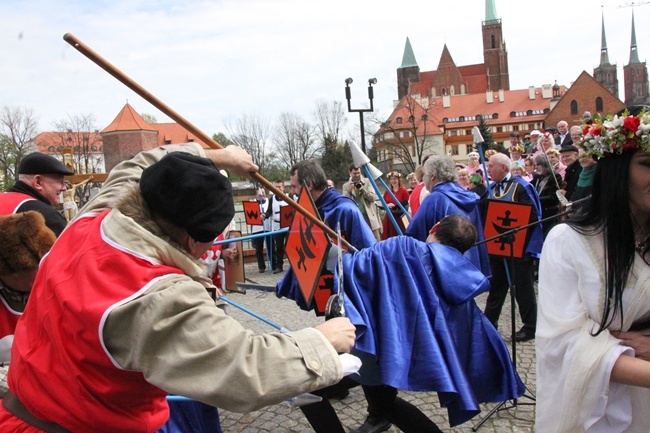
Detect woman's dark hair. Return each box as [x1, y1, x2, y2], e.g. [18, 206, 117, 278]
[569, 149, 649, 334]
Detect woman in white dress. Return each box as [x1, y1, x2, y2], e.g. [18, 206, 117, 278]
[536, 106, 650, 433]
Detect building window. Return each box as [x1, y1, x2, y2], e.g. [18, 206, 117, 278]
[164, 140, 172, 144]
[465, 129, 472, 135]
[596, 97, 603, 112]
[570, 100, 578, 115]
[422, 114, 428, 121]
[450, 144, 459, 155]
[403, 131, 410, 138]
[48, 146, 55, 152]
[527, 110, 533, 116]
[491, 34, 496, 49]
[408, 115, 415, 123]
[450, 130, 457, 137]
[513, 125, 519, 131]
[396, 117, 403, 124]
[459, 116, 465, 122]
[91, 145, 98, 151]
[493, 113, 499, 119]
[496, 126, 503, 133]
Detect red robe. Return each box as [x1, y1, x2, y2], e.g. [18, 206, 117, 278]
[381, 187, 409, 239]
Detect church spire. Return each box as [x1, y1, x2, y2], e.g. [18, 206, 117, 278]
[485, 0, 498, 22]
[599, 11, 610, 66]
[400, 37, 418, 69]
[629, 10, 640, 64]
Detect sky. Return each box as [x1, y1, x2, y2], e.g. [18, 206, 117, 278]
[1, 0, 649, 142]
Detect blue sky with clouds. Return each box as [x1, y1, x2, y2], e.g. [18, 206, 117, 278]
[1, 0, 648, 141]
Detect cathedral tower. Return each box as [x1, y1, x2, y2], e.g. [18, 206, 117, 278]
[482, 0, 509, 91]
[593, 12, 619, 98]
[623, 10, 649, 106]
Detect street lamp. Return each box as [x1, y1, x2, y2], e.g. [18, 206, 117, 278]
[344, 77, 376, 154]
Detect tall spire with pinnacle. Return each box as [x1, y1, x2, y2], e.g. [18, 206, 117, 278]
[629, 10, 640, 64]
[396, 37, 420, 100]
[400, 37, 418, 69]
[599, 11, 610, 66]
[485, 0, 498, 22]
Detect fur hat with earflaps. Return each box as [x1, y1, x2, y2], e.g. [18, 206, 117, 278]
[0, 211, 56, 276]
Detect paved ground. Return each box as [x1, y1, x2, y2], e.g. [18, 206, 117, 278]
[218, 260, 536, 433]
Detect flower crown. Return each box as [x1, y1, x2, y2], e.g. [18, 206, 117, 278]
[578, 109, 650, 159]
[387, 171, 402, 178]
[509, 144, 525, 153]
[484, 149, 498, 158]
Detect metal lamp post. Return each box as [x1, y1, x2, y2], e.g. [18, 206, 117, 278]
[344, 77, 376, 154]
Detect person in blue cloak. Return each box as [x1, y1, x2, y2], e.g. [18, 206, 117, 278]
[341, 214, 524, 428]
[278, 160, 442, 433]
[405, 154, 492, 279]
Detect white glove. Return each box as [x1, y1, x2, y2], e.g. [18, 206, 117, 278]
[339, 353, 362, 376]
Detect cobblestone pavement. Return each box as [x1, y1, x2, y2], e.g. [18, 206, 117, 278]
[218, 260, 536, 432]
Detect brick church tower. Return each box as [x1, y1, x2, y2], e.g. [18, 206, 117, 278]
[482, 0, 509, 91]
[623, 11, 650, 106]
[101, 103, 158, 172]
[396, 37, 420, 100]
[593, 12, 619, 98]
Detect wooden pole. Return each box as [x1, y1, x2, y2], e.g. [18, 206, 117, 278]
[63, 33, 356, 252]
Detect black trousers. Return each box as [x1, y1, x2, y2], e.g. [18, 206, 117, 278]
[300, 379, 442, 433]
[251, 233, 269, 270]
[270, 231, 286, 270]
[483, 255, 537, 332]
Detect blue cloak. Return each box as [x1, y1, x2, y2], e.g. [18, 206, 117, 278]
[405, 182, 492, 279]
[342, 237, 524, 427]
[276, 187, 377, 308]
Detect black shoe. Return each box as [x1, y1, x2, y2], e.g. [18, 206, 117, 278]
[351, 415, 391, 433]
[259, 268, 266, 274]
[513, 329, 535, 342]
[273, 268, 283, 274]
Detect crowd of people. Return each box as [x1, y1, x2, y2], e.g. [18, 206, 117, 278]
[0, 106, 648, 433]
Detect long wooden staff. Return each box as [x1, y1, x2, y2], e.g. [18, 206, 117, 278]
[63, 33, 353, 251]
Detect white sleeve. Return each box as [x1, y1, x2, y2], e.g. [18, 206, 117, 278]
[535, 224, 632, 432]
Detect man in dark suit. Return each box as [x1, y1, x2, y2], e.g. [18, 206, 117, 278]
[482, 153, 543, 342]
[555, 120, 573, 148]
[559, 145, 582, 201]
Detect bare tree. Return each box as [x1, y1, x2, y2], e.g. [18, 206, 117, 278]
[0, 106, 39, 189]
[52, 114, 104, 174]
[225, 113, 271, 173]
[313, 99, 347, 145]
[370, 95, 435, 174]
[273, 112, 320, 169]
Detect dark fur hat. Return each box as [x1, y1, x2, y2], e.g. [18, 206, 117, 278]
[0, 211, 56, 276]
[140, 152, 235, 243]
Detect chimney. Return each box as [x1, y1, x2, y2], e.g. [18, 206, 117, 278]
[529, 86, 535, 100]
[486, 90, 494, 104]
[542, 84, 552, 99]
[442, 95, 451, 108]
[498, 89, 505, 102]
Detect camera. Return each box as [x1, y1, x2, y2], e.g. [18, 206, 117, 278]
[354, 181, 363, 189]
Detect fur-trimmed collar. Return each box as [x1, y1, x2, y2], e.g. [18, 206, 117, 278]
[105, 182, 210, 282]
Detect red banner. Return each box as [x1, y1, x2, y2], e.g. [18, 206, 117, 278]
[484, 200, 532, 259]
[242, 201, 263, 226]
[280, 205, 295, 228]
[285, 187, 330, 306]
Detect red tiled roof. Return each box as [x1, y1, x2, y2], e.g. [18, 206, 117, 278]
[377, 96, 443, 135]
[427, 87, 562, 127]
[102, 103, 155, 133]
[33, 131, 103, 154]
[102, 103, 211, 149]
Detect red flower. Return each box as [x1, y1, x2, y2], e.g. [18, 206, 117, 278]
[590, 127, 602, 136]
[623, 139, 637, 150]
[623, 116, 641, 134]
